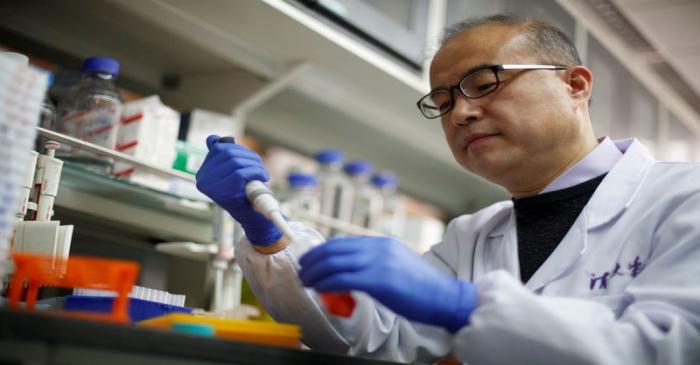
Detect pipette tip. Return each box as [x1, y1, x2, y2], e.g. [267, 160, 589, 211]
[270, 212, 296, 243]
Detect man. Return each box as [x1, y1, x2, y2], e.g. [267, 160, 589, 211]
[196, 15, 700, 364]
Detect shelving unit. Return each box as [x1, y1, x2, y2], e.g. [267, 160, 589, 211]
[39, 126, 406, 247]
[0, 0, 507, 217]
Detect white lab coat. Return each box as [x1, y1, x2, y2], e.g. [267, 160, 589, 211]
[236, 139, 700, 364]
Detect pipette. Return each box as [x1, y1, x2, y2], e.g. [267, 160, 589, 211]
[215, 137, 296, 241]
[33, 141, 63, 221]
[17, 151, 38, 222]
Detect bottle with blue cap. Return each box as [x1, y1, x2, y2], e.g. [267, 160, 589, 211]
[58, 56, 122, 167]
[344, 160, 381, 229]
[314, 149, 354, 237]
[278, 169, 321, 228]
[371, 171, 405, 237]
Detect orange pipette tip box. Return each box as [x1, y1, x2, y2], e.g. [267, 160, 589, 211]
[8, 252, 139, 323]
[320, 292, 356, 317]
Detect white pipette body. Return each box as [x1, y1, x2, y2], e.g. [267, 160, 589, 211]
[245, 180, 296, 242]
[214, 137, 296, 243]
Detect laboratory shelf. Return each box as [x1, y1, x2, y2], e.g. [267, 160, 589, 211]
[60, 161, 211, 221]
[0, 0, 508, 216]
[0, 308, 402, 365]
[55, 162, 214, 243]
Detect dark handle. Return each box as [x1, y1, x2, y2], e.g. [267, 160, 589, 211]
[217, 136, 236, 144]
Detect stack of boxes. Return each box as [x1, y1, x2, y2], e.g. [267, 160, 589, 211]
[114, 96, 180, 191]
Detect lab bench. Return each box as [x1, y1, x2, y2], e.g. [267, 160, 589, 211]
[0, 308, 401, 365]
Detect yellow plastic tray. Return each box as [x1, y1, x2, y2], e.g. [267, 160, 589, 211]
[139, 313, 301, 348]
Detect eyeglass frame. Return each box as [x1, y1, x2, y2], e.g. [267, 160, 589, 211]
[416, 64, 568, 119]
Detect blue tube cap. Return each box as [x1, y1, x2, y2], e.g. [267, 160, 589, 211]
[344, 160, 373, 176]
[371, 171, 399, 188]
[288, 172, 318, 187]
[315, 149, 344, 164]
[82, 56, 120, 77]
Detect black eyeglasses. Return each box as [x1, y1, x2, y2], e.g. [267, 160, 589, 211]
[416, 64, 567, 119]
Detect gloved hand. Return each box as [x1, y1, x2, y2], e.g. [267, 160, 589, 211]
[298, 236, 478, 333]
[196, 135, 282, 246]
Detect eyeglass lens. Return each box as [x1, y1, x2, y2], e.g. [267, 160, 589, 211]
[418, 68, 499, 118]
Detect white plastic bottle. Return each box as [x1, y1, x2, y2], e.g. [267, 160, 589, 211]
[370, 171, 405, 237]
[314, 150, 353, 237]
[344, 160, 381, 229]
[58, 56, 122, 169]
[279, 171, 321, 228]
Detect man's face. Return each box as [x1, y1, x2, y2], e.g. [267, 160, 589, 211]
[430, 25, 583, 187]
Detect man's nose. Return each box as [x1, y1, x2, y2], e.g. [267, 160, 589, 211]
[448, 95, 482, 127]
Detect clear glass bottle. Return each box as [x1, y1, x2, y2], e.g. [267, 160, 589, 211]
[370, 171, 405, 237]
[344, 160, 381, 229]
[279, 171, 320, 228]
[35, 73, 56, 153]
[58, 56, 122, 169]
[314, 149, 354, 237]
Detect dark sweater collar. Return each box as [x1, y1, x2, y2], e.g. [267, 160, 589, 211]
[512, 174, 607, 211]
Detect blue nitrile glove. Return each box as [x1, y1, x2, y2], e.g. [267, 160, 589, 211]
[195, 135, 282, 246]
[298, 236, 478, 332]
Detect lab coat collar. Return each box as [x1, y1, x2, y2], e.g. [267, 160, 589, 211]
[523, 138, 655, 291]
[483, 138, 654, 289]
[487, 138, 652, 238]
[584, 138, 655, 229]
[487, 206, 513, 238]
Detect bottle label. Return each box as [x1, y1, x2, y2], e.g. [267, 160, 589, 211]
[61, 105, 121, 149]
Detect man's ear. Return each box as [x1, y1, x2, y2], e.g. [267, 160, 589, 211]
[567, 65, 593, 103]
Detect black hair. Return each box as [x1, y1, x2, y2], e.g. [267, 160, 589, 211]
[441, 15, 582, 66]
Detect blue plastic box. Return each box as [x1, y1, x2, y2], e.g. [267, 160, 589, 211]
[64, 295, 192, 322]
